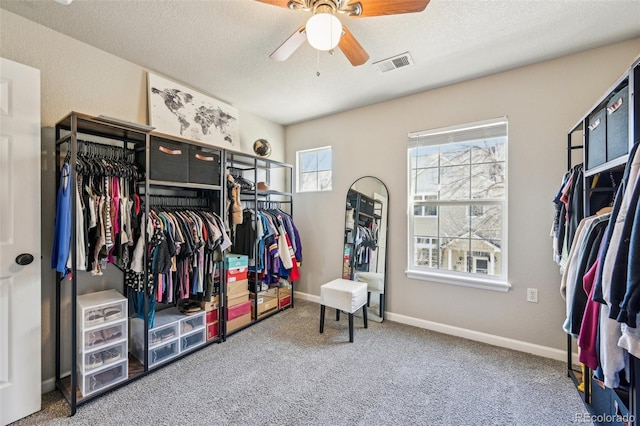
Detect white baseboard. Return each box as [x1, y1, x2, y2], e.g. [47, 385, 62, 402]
[295, 290, 568, 362]
[42, 376, 56, 394]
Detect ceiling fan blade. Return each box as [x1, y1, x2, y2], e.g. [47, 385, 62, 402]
[255, 0, 305, 10]
[345, 0, 430, 17]
[269, 26, 307, 62]
[338, 26, 369, 66]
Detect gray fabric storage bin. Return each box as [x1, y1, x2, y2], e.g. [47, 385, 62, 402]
[606, 85, 629, 162]
[147, 136, 189, 183]
[189, 145, 221, 186]
[587, 107, 606, 170]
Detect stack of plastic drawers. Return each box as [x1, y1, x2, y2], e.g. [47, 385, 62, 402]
[130, 307, 206, 368]
[77, 289, 128, 397]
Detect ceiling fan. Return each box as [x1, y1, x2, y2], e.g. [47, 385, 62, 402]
[256, 0, 430, 66]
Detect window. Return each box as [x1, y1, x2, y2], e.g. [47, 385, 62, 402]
[297, 146, 332, 192]
[406, 118, 510, 291]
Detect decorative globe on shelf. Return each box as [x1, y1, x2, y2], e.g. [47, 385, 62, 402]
[253, 138, 272, 158]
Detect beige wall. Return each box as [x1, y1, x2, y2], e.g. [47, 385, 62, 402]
[286, 38, 640, 351]
[0, 9, 285, 390]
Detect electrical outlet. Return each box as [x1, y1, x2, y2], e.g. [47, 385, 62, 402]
[527, 288, 538, 303]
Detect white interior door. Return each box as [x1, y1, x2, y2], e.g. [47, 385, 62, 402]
[0, 57, 42, 426]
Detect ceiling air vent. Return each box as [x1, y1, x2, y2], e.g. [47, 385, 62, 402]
[373, 52, 414, 73]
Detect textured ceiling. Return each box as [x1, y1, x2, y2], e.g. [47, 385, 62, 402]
[1, 0, 639, 125]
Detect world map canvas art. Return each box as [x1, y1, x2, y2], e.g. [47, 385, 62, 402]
[148, 73, 239, 148]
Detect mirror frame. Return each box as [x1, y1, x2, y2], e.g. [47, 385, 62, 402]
[342, 176, 389, 322]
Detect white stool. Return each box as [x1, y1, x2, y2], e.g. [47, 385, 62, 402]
[355, 272, 385, 318]
[320, 279, 368, 342]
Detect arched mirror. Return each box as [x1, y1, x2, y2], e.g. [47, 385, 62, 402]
[342, 177, 389, 322]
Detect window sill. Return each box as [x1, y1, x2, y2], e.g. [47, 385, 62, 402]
[405, 269, 511, 292]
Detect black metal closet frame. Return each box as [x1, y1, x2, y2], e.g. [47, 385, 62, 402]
[53, 112, 296, 415]
[565, 57, 640, 424]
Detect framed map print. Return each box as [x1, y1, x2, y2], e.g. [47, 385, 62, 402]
[147, 72, 239, 148]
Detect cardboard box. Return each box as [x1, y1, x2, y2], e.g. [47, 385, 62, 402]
[279, 286, 291, 296]
[259, 287, 278, 298]
[226, 300, 252, 321]
[226, 312, 251, 333]
[206, 322, 219, 340]
[227, 290, 249, 307]
[226, 267, 248, 282]
[279, 295, 291, 309]
[205, 309, 218, 324]
[199, 295, 219, 312]
[227, 279, 248, 295]
[251, 296, 278, 316]
[225, 254, 248, 269]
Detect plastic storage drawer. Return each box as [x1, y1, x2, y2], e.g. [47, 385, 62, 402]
[149, 340, 180, 368]
[181, 329, 206, 352]
[181, 313, 205, 334]
[78, 289, 127, 329]
[81, 320, 127, 351]
[81, 359, 128, 397]
[149, 322, 179, 347]
[80, 340, 128, 374]
[189, 146, 221, 186]
[606, 85, 629, 162]
[587, 107, 607, 169]
[146, 136, 189, 183]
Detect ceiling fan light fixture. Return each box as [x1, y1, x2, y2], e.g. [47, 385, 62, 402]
[306, 12, 342, 51]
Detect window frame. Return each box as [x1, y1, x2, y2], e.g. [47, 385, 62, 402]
[406, 118, 511, 292]
[296, 146, 332, 193]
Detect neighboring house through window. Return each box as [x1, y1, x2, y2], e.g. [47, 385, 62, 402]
[406, 118, 510, 292]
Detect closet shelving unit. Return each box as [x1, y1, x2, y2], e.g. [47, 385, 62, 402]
[132, 130, 225, 365]
[54, 114, 227, 414]
[343, 189, 382, 280]
[54, 112, 152, 414]
[565, 57, 639, 424]
[223, 150, 295, 337]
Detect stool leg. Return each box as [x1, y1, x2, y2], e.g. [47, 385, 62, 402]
[367, 291, 371, 307]
[320, 305, 325, 333]
[363, 305, 368, 329]
[349, 313, 354, 342]
[336, 309, 340, 321]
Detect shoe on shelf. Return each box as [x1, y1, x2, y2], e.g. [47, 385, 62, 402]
[85, 310, 104, 327]
[150, 332, 162, 345]
[102, 306, 122, 322]
[102, 326, 122, 342]
[86, 352, 103, 370]
[160, 328, 175, 341]
[86, 330, 105, 348]
[102, 347, 121, 364]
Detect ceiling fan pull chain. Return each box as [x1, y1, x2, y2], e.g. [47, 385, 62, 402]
[316, 50, 321, 77]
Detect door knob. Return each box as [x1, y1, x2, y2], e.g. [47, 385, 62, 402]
[15, 253, 34, 266]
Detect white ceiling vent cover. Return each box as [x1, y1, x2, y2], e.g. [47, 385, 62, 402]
[373, 52, 414, 73]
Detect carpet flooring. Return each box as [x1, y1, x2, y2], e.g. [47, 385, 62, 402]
[12, 300, 592, 425]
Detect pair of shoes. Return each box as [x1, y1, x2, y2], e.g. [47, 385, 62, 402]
[91, 364, 124, 389]
[103, 306, 122, 322]
[86, 352, 103, 370]
[182, 322, 194, 333]
[150, 331, 162, 345]
[86, 330, 105, 348]
[85, 310, 104, 326]
[102, 347, 121, 364]
[179, 301, 201, 315]
[102, 326, 122, 342]
[160, 328, 175, 341]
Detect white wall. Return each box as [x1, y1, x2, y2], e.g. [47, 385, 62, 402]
[286, 38, 640, 352]
[0, 9, 285, 390]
